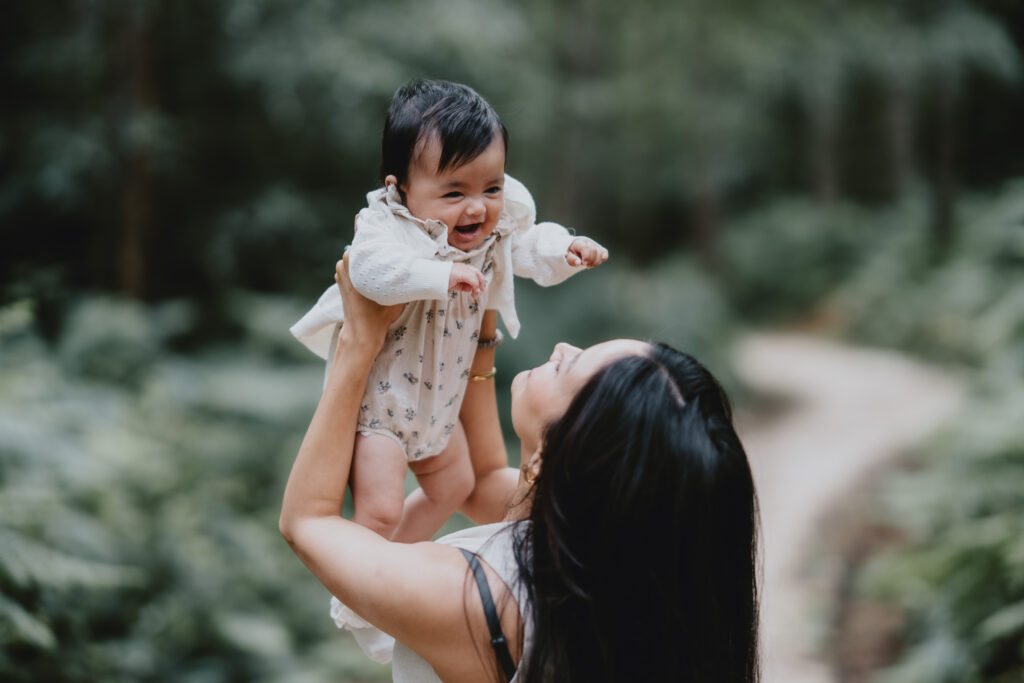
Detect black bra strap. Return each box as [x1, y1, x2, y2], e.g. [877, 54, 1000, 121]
[460, 548, 517, 681]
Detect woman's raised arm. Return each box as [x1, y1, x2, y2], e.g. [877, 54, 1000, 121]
[278, 255, 518, 681]
[279, 254, 398, 530]
[459, 309, 521, 523]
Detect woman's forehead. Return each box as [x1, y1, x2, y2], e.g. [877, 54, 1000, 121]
[574, 339, 647, 377]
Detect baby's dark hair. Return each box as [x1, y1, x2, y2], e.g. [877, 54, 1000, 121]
[380, 79, 508, 188]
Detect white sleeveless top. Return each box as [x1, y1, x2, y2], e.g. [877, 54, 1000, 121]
[331, 522, 532, 683]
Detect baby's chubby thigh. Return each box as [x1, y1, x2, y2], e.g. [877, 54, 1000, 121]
[350, 433, 409, 538]
[407, 421, 474, 509]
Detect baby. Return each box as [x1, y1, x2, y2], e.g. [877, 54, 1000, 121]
[291, 80, 607, 543]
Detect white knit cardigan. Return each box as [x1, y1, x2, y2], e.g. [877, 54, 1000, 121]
[290, 175, 582, 359]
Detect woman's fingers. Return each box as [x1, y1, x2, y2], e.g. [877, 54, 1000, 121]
[335, 252, 404, 343]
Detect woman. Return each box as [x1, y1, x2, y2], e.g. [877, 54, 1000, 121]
[279, 253, 761, 682]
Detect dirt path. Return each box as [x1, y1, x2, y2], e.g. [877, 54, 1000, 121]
[731, 333, 964, 683]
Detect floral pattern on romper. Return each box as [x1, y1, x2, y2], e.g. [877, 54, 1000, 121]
[358, 234, 500, 461]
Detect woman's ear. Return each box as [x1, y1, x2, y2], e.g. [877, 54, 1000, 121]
[384, 174, 398, 188]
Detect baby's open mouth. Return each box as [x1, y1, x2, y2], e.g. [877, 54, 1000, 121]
[451, 223, 483, 245]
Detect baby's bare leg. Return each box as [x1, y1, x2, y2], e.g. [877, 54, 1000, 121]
[350, 433, 408, 538]
[391, 422, 475, 543]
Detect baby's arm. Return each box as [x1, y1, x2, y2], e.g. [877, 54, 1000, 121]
[511, 222, 608, 286]
[500, 174, 607, 285]
[566, 236, 609, 268]
[348, 213, 452, 305]
[449, 263, 487, 299]
[458, 310, 518, 524]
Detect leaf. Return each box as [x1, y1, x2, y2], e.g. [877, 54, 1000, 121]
[217, 612, 293, 657]
[0, 594, 55, 650]
[978, 601, 1024, 644]
[0, 529, 143, 590]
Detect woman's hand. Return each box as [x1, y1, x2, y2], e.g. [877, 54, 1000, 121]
[334, 250, 404, 352]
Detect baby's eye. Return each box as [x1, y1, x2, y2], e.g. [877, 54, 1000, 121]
[485, 186, 502, 195]
[443, 191, 463, 199]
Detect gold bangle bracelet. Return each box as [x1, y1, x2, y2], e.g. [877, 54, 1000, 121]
[470, 367, 497, 381]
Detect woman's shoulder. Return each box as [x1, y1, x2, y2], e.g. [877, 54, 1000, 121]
[436, 521, 526, 598]
[435, 520, 519, 552]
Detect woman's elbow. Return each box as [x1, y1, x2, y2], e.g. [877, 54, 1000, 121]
[278, 511, 302, 548]
[279, 514, 293, 543]
[279, 508, 330, 555]
[279, 495, 342, 549]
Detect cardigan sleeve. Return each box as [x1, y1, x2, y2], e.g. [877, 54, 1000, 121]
[509, 221, 582, 287]
[348, 210, 452, 305]
[502, 176, 583, 287]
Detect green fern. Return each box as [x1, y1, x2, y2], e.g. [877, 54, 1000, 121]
[846, 181, 1024, 682]
[0, 529, 143, 591]
[0, 594, 55, 650]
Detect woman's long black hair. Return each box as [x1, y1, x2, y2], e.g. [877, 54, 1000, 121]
[512, 343, 760, 682]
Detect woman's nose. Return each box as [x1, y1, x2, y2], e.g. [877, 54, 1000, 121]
[551, 342, 579, 362]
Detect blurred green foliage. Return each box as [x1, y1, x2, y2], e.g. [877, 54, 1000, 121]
[859, 385, 1024, 683]
[3, 0, 1023, 306]
[0, 297, 392, 681]
[822, 181, 1024, 682]
[833, 180, 1024, 366]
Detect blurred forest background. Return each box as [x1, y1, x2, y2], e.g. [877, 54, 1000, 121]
[2, 0, 1023, 681]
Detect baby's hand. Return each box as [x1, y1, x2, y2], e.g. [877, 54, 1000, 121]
[566, 237, 609, 268]
[449, 263, 486, 298]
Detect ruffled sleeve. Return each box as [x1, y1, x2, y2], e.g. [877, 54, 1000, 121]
[348, 192, 452, 305]
[500, 177, 582, 287]
[497, 175, 537, 234]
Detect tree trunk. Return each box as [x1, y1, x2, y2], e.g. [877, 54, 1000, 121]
[690, 132, 720, 271]
[930, 81, 956, 260]
[119, 2, 157, 299]
[810, 97, 838, 204]
[689, 2, 719, 270]
[886, 79, 914, 200]
[693, 178, 720, 271]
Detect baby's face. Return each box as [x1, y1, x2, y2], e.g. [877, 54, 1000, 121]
[396, 133, 505, 252]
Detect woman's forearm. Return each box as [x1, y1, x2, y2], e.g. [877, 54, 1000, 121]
[280, 328, 380, 539]
[459, 310, 519, 523]
[459, 360, 517, 522]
